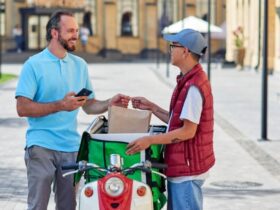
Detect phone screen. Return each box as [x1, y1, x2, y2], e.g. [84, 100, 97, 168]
[75, 88, 92, 97]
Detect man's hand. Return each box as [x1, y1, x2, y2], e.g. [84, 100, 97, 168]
[132, 96, 169, 123]
[60, 92, 87, 111]
[126, 136, 152, 155]
[131, 97, 154, 111]
[109, 94, 130, 108]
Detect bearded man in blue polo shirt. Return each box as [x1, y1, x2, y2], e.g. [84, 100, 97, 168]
[15, 11, 130, 210]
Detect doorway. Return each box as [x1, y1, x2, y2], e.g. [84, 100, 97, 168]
[28, 15, 49, 49]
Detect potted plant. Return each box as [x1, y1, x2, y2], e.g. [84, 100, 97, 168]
[233, 26, 245, 68]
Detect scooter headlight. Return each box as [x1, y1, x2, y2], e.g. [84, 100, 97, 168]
[104, 177, 124, 197]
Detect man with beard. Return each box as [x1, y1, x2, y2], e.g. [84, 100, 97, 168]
[15, 11, 130, 210]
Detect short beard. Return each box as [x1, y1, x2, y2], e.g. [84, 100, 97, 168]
[58, 33, 76, 52]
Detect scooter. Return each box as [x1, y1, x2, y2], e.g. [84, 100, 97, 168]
[62, 153, 167, 210]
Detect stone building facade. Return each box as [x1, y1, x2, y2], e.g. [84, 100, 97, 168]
[226, 0, 280, 73]
[1, 0, 225, 57]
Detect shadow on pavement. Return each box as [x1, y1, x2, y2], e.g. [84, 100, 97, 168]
[204, 187, 280, 200]
[0, 168, 27, 202]
[0, 118, 27, 128]
[0, 87, 16, 92]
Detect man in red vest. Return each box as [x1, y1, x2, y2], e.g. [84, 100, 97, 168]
[126, 29, 215, 210]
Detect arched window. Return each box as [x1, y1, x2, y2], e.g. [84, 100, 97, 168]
[121, 12, 132, 36]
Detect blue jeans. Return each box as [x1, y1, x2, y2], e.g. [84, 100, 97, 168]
[167, 180, 205, 210]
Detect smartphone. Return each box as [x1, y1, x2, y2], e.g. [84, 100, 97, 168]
[75, 88, 92, 97]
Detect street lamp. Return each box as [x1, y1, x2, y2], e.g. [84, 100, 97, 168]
[260, 0, 268, 141]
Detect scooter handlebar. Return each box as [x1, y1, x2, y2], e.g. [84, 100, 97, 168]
[150, 162, 168, 169]
[61, 163, 79, 170]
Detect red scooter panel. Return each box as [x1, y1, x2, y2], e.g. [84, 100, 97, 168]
[98, 173, 133, 210]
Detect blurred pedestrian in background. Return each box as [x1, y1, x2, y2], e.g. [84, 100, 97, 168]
[80, 23, 90, 52]
[12, 24, 23, 53]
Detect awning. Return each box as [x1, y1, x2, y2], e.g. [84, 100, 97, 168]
[162, 16, 222, 34]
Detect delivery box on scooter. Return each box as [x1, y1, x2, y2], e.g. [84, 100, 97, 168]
[75, 115, 167, 210]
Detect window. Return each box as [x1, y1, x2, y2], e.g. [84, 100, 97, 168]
[121, 12, 132, 36]
[118, 0, 138, 37]
[158, 0, 179, 26]
[84, 0, 97, 35]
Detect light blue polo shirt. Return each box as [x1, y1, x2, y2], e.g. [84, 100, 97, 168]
[15, 48, 95, 152]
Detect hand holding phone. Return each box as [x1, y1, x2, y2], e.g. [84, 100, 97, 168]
[75, 88, 92, 97]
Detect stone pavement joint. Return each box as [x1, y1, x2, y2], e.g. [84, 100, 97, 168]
[215, 112, 280, 182]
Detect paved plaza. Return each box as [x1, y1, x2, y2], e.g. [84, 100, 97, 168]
[0, 61, 280, 209]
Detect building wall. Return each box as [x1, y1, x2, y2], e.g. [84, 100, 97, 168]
[215, 0, 226, 25]
[104, 2, 117, 49]
[268, 0, 276, 72]
[3, 0, 225, 56]
[248, 0, 261, 68]
[275, 0, 280, 70]
[28, 0, 86, 8]
[226, 0, 277, 72]
[144, 2, 158, 49]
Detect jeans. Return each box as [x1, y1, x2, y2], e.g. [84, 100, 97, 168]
[167, 180, 205, 210]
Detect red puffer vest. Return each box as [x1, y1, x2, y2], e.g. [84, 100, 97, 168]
[165, 63, 215, 177]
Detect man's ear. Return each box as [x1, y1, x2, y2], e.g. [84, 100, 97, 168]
[51, 28, 58, 39]
[182, 48, 188, 59]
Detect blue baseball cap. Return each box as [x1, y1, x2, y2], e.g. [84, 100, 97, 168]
[164, 29, 207, 56]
